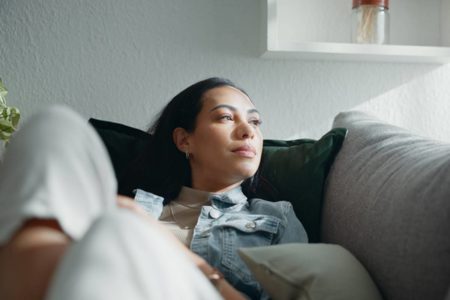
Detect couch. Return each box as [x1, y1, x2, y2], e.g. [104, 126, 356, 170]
[321, 111, 450, 300]
[90, 110, 450, 300]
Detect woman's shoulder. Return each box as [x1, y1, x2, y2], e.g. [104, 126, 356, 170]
[247, 198, 293, 215]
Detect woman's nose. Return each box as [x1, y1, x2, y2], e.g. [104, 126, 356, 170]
[237, 121, 255, 139]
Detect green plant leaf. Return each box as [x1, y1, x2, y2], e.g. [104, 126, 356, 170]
[0, 119, 15, 130]
[0, 80, 7, 106]
[0, 79, 21, 143]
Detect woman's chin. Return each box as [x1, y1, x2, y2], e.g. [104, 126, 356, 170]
[234, 166, 258, 180]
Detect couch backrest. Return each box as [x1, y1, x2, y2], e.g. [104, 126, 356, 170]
[321, 111, 450, 300]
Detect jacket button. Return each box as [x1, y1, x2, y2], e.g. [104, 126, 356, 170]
[209, 208, 222, 219]
[245, 221, 256, 229]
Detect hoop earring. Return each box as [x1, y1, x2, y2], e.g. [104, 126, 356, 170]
[185, 150, 190, 160]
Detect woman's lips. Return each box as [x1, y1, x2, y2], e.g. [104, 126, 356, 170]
[232, 145, 256, 158]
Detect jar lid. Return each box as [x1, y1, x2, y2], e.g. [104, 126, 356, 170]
[352, 0, 389, 9]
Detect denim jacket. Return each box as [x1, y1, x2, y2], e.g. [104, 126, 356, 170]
[134, 186, 308, 299]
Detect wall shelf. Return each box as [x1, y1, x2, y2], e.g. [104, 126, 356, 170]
[262, 0, 450, 64]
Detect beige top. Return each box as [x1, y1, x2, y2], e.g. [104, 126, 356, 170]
[159, 187, 211, 246]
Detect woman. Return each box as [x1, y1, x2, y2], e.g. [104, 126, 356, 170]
[0, 78, 307, 300]
[124, 77, 308, 298]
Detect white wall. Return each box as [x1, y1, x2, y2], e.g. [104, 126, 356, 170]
[1, 0, 449, 142]
[443, 0, 450, 47]
[279, 0, 442, 46]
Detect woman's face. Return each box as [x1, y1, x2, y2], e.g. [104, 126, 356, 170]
[180, 86, 263, 192]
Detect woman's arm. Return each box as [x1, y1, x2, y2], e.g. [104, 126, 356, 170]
[0, 219, 70, 300]
[117, 196, 247, 300]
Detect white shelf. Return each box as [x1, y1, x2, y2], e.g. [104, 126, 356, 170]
[263, 0, 450, 64]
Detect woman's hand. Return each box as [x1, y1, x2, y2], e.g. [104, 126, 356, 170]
[116, 195, 148, 218]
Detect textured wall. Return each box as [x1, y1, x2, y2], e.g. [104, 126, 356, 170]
[1, 0, 449, 142]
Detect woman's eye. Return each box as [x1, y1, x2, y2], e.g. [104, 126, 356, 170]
[250, 119, 262, 126]
[220, 115, 233, 121]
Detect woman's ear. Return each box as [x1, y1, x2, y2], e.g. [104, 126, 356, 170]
[172, 127, 191, 153]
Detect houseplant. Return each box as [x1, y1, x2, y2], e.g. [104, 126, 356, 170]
[0, 79, 21, 158]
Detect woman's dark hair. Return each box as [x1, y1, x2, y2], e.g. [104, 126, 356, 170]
[119, 77, 259, 202]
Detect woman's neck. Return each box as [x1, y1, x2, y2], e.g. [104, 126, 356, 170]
[190, 180, 243, 194]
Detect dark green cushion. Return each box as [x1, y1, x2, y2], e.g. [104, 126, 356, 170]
[88, 118, 152, 177]
[89, 118, 346, 242]
[254, 129, 347, 242]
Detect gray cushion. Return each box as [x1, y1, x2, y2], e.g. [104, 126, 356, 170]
[238, 243, 383, 300]
[321, 111, 450, 300]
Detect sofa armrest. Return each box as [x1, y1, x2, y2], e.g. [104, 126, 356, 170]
[321, 111, 450, 300]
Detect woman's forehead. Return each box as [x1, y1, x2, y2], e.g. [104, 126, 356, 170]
[202, 86, 255, 110]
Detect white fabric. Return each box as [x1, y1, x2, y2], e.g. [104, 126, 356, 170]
[0, 105, 222, 300]
[47, 209, 221, 300]
[0, 105, 117, 243]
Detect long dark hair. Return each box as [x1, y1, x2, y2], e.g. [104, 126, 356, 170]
[119, 77, 259, 202]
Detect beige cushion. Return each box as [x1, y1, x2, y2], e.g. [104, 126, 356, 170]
[238, 243, 382, 300]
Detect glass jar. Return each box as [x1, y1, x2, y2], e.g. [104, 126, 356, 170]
[351, 0, 389, 44]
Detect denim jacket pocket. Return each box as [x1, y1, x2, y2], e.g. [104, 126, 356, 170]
[215, 214, 281, 283]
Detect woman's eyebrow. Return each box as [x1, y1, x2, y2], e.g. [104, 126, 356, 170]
[210, 104, 236, 112]
[210, 104, 260, 115]
[247, 108, 260, 115]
